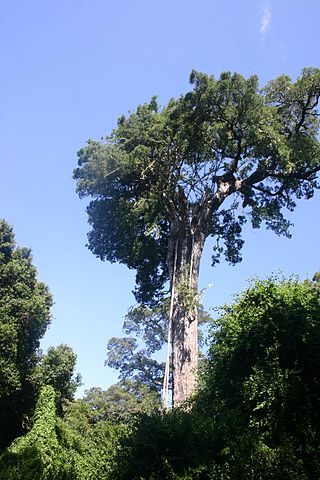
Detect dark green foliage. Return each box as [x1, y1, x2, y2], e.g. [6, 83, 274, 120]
[0, 386, 59, 479]
[0, 385, 126, 480]
[0, 220, 52, 449]
[192, 275, 320, 479]
[113, 408, 211, 480]
[82, 380, 160, 424]
[113, 276, 320, 479]
[196, 275, 320, 478]
[35, 344, 82, 412]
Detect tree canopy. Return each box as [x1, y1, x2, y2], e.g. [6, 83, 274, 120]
[74, 68, 320, 304]
[35, 344, 82, 411]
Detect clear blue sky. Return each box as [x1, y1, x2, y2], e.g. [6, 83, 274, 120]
[0, 0, 319, 396]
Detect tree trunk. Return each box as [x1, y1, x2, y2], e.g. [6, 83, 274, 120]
[168, 228, 205, 406]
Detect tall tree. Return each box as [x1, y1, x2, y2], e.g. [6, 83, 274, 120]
[0, 220, 52, 448]
[74, 68, 320, 405]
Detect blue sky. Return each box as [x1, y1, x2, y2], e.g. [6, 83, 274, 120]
[0, 0, 319, 396]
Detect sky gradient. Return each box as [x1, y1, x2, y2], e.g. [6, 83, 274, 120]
[0, 0, 319, 396]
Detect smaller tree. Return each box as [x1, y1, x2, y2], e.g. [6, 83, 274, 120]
[106, 299, 211, 406]
[35, 344, 82, 411]
[106, 301, 168, 394]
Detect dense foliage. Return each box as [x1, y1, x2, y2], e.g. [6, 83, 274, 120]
[82, 381, 160, 423]
[0, 385, 125, 480]
[113, 275, 320, 479]
[35, 344, 82, 412]
[2, 274, 320, 479]
[194, 274, 320, 479]
[0, 220, 53, 448]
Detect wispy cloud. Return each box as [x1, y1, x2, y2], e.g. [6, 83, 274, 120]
[260, 3, 271, 37]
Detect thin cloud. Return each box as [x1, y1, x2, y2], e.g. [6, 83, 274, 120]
[260, 3, 271, 37]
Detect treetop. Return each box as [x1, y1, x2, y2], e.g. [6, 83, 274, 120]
[74, 68, 320, 303]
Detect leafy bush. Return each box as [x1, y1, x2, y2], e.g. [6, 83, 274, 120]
[194, 275, 320, 479]
[0, 385, 124, 480]
[113, 275, 320, 479]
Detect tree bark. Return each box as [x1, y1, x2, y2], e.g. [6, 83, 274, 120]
[167, 227, 205, 406]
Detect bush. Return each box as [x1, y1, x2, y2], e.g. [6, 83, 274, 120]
[113, 276, 320, 479]
[0, 385, 124, 480]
